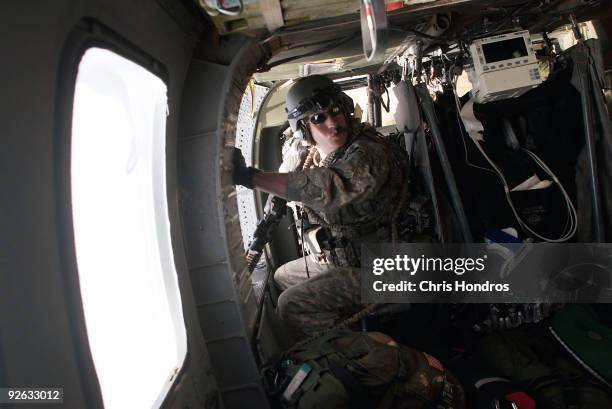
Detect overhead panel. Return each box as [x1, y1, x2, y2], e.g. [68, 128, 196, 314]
[198, 0, 437, 35]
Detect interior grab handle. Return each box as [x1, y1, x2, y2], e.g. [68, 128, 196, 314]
[360, 0, 388, 63]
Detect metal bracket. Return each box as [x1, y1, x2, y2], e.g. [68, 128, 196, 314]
[259, 0, 284, 33]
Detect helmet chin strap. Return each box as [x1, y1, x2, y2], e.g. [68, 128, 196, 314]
[343, 107, 354, 136]
[298, 121, 314, 145]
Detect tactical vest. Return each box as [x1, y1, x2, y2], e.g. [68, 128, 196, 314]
[270, 330, 465, 409]
[302, 125, 434, 268]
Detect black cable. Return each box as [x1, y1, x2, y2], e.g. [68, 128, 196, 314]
[486, 2, 541, 35]
[388, 26, 444, 41]
[394, 1, 601, 53]
[300, 210, 311, 279]
[380, 88, 390, 112]
[258, 33, 357, 72]
[284, 37, 346, 51]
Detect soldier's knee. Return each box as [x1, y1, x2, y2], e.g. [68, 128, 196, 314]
[272, 265, 282, 285]
[273, 264, 288, 291]
[278, 283, 310, 322]
[276, 288, 293, 322]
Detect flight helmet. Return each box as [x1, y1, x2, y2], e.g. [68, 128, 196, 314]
[285, 75, 354, 133]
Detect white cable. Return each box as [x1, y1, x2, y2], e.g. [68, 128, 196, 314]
[523, 148, 578, 240]
[449, 70, 577, 242]
[470, 138, 577, 242]
[450, 77, 499, 175]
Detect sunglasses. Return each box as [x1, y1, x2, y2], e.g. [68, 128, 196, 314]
[307, 105, 342, 125]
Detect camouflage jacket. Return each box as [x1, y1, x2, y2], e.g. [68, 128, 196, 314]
[287, 123, 410, 266]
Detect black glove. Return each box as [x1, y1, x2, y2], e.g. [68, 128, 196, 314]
[232, 147, 260, 189]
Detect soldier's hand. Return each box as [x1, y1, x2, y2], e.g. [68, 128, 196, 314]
[232, 147, 260, 189]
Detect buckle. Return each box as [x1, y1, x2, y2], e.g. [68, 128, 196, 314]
[437, 376, 454, 409]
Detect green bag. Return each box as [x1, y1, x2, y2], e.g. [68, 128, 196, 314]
[275, 330, 465, 409]
[550, 304, 612, 386]
[476, 314, 612, 409]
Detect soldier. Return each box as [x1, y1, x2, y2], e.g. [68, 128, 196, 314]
[233, 75, 410, 339]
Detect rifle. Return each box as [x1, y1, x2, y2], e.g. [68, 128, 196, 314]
[248, 195, 287, 367]
[246, 195, 287, 273]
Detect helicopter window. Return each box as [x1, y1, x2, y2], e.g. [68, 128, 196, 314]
[70, 47, 186, 409]
[341, 76, 398, 127]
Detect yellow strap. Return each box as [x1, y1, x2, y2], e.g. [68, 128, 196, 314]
[249, 79, 256, 118]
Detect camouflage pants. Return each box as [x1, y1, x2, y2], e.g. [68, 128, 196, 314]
[273, 256, 332, 291]
[276, 265, 363, 339]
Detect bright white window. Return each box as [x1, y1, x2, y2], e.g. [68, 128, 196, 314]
[71, 48, 187, 409]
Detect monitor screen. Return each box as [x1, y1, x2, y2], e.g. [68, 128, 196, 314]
[482, 37, 528, 64]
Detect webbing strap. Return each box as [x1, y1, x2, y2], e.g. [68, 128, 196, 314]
[328, 358, 375, 409]
[288, 331, 348, 361]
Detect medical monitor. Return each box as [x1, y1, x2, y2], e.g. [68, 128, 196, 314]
[469, 30, 542, 102]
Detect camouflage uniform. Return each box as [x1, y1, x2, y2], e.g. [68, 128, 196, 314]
[276, 122, 410, 339]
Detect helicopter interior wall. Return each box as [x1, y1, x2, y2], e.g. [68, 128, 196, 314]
[257, 83, 292, 129]
[178, 34, 273, 408]
[257, 125, 286, 173]
[1, 1, 228, 408]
